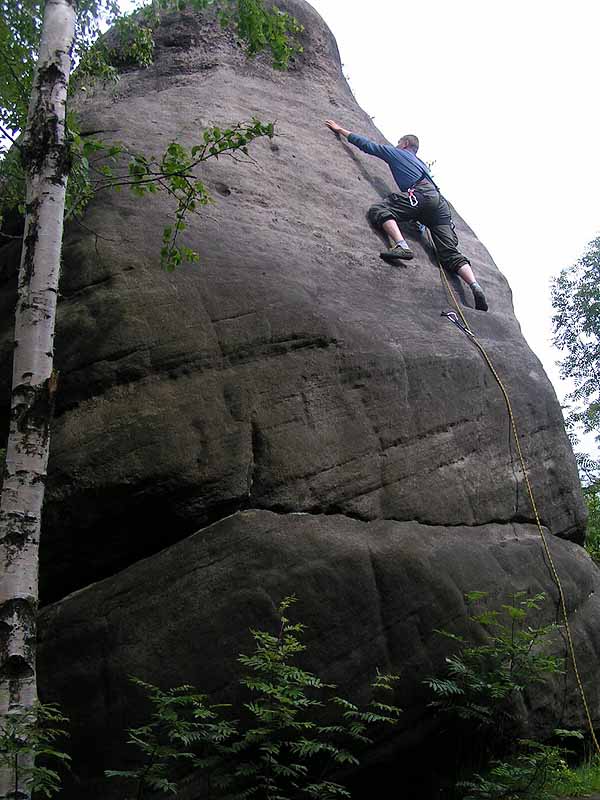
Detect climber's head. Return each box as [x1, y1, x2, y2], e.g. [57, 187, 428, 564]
[397, 134, 419, 153]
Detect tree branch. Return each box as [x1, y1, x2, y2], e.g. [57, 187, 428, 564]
[0, 123, 21, 148]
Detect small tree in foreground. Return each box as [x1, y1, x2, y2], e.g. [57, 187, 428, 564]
[425, 591, 563, 748]
[458, 736, 576, 800]
[584, 487, 600, 565]
[425, 592, 575, 800]
[107, 597, 402, 799]
[0, 703, 70, 798]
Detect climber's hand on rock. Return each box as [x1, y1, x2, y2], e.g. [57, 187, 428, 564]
[325, 119, 347, 137]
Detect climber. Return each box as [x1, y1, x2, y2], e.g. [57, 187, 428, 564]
[325, 120, 488, 312]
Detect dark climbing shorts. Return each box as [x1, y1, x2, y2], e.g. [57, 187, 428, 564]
[367, 180, 469, 274]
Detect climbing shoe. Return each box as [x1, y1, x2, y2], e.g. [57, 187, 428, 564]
[380, 243, 414, 263]
[471, 283, 488, 312]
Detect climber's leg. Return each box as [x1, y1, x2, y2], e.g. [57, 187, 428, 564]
[382, 218, 404, 246]
[428, 224, 488, 311]
[456, 263, 476, 284]
[381, 220, 413, 261]
[427, 197, 488, 312]
[368, 195, 417, 263]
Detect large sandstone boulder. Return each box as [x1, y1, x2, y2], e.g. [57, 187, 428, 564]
[1, 0, 598, 796]
[0, 0, 585, 603]
[38, 511, 600, 798]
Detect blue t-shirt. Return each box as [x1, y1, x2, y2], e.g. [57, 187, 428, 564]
[347, 133, 432, 191]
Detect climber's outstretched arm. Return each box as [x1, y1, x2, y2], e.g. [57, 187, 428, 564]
[325, 119, 351, 138]
[326, 120, 397, 164]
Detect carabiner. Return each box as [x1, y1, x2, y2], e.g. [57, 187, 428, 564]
[441, 310, 474, 337]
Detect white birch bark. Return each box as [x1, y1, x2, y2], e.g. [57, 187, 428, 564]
[0, 0, 75, 795]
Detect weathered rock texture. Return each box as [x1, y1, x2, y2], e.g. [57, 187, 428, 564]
[0, 1, 586, 601]
[38, 512, 600, 798]
[1, 0, 598, 796]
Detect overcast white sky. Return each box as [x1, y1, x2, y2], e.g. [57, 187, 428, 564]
[308, 0, 599, 452]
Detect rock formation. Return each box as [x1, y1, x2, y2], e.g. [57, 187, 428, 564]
[0, 0, 598, 796]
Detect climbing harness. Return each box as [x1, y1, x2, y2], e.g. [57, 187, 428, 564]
[428, 229, 600, 755]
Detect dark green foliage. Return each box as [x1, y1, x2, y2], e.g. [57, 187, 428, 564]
[0, 0, 120, 229]
[75, 9, 157, 78]
[0, 0, 43, 140]
[549, 752, 600, 797]
[0, 0, 119, 137]
[551, 236, 600, 483]
[458, 738, 573, 800]
[0, 0, 41, 230]
[425, 592, 575, 800]
[0, 703, 70, 798]
[425, 592, 563, 748]
[104, 680, 237, 795]
[583, 485, 600, 565]
[113, 0, 305, 73]
[107, 597, 401, 799]
[108, 12, 156, 67]
[218, 0, 304, 70]
[551, 236, 600, 560]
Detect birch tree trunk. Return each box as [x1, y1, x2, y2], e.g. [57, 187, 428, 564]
[0, 0, 75, 795]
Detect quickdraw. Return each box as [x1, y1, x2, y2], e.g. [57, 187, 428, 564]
[441, 309, 474, 338]
[408, 187, 418, 208]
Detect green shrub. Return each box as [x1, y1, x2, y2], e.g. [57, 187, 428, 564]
[0, 703, 70, 798]
[548, 753, 600, 797]
[107, 597, 401, 799]
[458, 738, 572, 800]
[425, 591, 563, 748]
[584, 486, 600, 565]
[424, 591, 573, 799]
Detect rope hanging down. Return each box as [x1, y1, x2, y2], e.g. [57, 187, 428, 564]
[427, 230, 600, 755]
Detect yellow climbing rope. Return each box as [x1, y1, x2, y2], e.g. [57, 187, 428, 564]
[430, 234, 600, 754]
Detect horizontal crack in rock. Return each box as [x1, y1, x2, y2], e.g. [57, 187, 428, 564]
[196, 505, 546, 533]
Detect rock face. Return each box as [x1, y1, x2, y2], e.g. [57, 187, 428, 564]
[1, 0, 598, 796]
[0, 1, 586, 602]
[38, 512, 600, 798]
